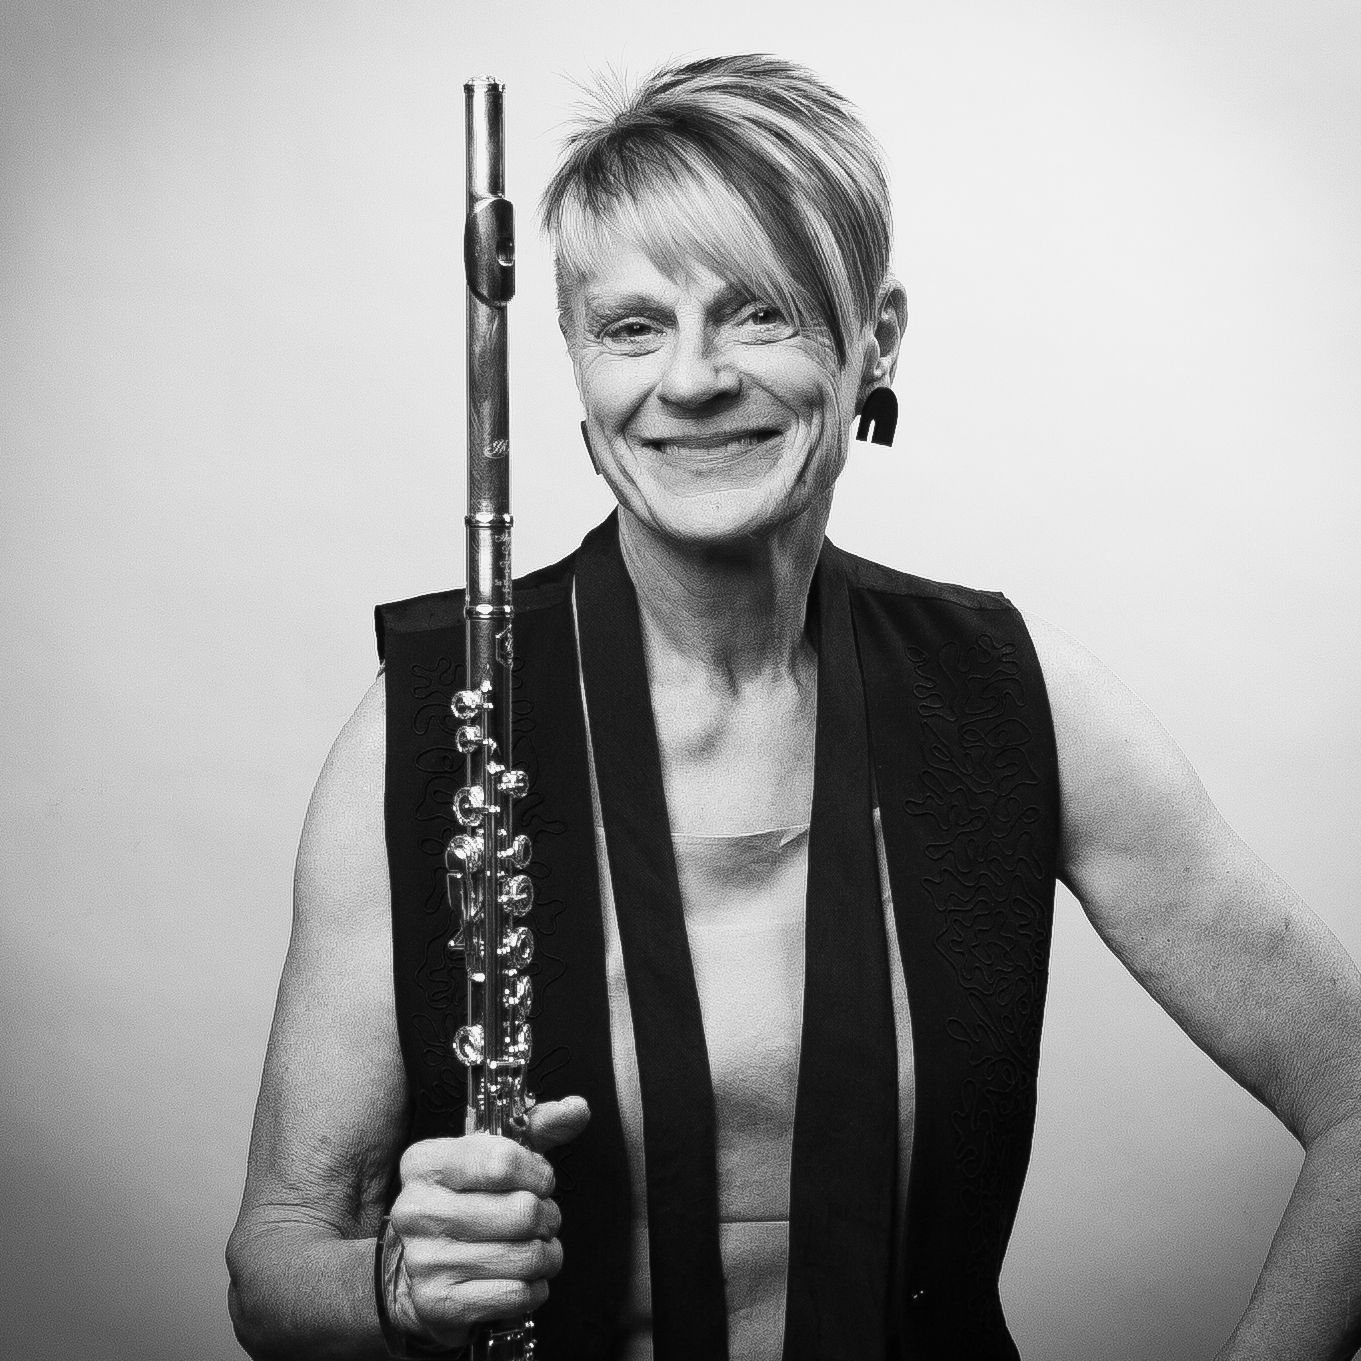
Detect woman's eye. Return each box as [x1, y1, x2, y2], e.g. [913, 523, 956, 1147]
[600, 319, 663, 353]
[735, 304, 795, 340]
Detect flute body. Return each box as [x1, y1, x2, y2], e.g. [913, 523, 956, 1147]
[448, 76, 538, 1361]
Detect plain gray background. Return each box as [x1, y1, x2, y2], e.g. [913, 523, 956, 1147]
[3, 2, 1358, 1357]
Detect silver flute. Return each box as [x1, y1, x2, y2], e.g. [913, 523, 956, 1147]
[447, 76, 538, 1361]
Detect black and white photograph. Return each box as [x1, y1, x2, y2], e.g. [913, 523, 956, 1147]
[3, 3, 1359, 1358]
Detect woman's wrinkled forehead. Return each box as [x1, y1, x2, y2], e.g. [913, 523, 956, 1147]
[552, 173, 811, 338]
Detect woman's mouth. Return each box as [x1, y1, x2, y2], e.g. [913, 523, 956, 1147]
[637, 428, 787, 496]
[643, 429, 782, 460]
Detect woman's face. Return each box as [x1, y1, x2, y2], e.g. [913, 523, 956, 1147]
[565, 240, 866, 547]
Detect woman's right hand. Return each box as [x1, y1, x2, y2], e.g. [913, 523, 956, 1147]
[380, 1095, 591, 1350]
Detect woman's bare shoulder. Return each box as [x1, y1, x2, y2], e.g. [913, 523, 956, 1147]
[294, 673, 388, 934]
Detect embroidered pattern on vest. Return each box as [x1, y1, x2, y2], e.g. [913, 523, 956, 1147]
[903, 629, 1052, 1289]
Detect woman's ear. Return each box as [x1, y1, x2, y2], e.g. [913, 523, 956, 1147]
[863, 277, 908, 393]
[853, 280, 907, 446]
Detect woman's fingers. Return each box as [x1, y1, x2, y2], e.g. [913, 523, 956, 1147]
[397, 1100, 590, 1192]
[396, 1185, 561, 1243]
[411, 1276, 552, 1336]
[402, 1232, 564, 1285]
[400, 1132, 555, 1195]
[526, 1095, 591, 1152]
[391, 1232, 559, 1344]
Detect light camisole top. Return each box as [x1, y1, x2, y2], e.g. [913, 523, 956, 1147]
[585, 764, 917, 1359]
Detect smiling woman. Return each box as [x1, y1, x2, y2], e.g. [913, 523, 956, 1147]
[542, 55, 905, 545]
[226, 53, 1361, 1361]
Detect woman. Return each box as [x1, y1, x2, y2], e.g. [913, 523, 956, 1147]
[227, 56, 1361, 1359]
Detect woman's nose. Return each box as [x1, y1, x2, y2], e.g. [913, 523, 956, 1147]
[656, 331, 741, 407]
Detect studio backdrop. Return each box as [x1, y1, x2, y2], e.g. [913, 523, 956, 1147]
[3, 2, 1358, 1358]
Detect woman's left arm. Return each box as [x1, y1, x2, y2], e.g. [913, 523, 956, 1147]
[1026, 613, 1361, 1361]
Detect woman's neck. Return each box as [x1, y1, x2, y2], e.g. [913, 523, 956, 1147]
[616, 499, 830, 688]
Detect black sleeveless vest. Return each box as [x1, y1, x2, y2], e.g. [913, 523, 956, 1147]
[378, 515, 1060, 1360]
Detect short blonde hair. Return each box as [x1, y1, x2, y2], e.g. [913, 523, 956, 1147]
[539, 55, 892, 364]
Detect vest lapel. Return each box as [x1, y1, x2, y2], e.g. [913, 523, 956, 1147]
[783, 547, 897, 1360]
[512, 569, 633, 1358]
[574, 517, 730, 1361]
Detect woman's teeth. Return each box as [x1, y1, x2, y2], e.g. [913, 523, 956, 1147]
[652, 432, 774, 458]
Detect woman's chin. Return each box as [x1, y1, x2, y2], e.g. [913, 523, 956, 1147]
[623, 477, 825, 549]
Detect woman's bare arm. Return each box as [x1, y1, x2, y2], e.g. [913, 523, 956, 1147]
[1028, 614, 1361, 1359]
[227, 677, 405, 1359]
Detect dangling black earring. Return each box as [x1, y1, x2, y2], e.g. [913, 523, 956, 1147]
[580, 419, 602, 475]
[854, 387, 898, 447]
